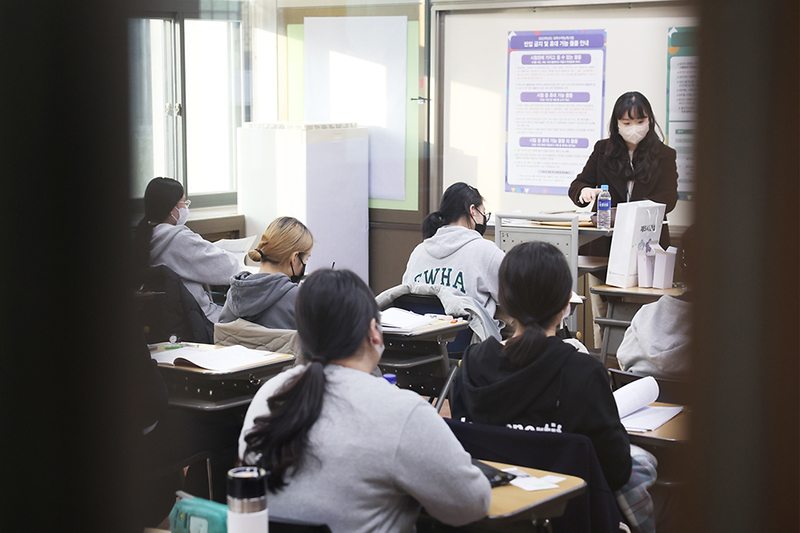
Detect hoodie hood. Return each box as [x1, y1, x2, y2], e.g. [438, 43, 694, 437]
[224, 271, 297, 319]
[423, 225, 484, 260]
[457, 337, 576, 423]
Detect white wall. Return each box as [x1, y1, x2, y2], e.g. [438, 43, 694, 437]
[442, 3, 697, 226]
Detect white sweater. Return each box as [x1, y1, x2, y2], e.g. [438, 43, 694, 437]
[149, 223, 241, 322]
[402, 225, 504, 319]
[239, 365, 492, 532]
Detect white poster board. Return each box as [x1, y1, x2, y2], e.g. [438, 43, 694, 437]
[303, 16, 408, 201]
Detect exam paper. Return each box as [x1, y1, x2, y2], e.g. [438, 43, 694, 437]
[613, 375, 659, 419]
[621, 405, 684, 432]
[502, 468, 560, 492]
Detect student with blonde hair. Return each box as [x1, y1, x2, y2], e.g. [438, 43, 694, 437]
[219, 217, 313, 329]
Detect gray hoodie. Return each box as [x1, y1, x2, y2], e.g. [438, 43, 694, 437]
[150, 223, 241, 323]
[616, 294, 691, 379]
[402, 225, 504, 319]
[218, 271, 299, 330]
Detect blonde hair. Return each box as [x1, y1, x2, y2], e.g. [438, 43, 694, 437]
[248, 217, 314, 264]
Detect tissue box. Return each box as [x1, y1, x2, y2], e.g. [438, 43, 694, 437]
[637, 251, 655, 288]
[653, 245, 678, 289]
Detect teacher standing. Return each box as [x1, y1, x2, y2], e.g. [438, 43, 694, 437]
[569, 91, 679, 349]
[569, 91, 678, 251]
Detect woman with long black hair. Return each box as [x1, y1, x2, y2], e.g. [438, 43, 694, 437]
[238, 268, 491, 532]
[569, 91, 679, 249]
[133, 177, 240, 322]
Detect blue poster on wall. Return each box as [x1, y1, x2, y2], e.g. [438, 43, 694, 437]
[505, 30, 606, 195]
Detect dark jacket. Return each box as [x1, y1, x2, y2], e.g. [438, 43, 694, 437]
[452, 336, 632, 491]
[569, 138, 678, 251]
[218, 271, 299, 330]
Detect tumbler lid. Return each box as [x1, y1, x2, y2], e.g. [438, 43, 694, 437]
[227, 466, 268, 500]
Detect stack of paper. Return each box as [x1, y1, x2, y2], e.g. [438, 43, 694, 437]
[614, 376, 684, 432]
[380, 307, 439, 334]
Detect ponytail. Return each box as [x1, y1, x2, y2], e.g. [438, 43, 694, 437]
[423, 182, 484, 239]
[244, 361, 327, 491]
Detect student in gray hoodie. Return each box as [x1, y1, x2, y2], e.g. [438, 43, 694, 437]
[134, 177, 241, 323]
[219, 217, 314, 330]
[402, 182, 504, 319]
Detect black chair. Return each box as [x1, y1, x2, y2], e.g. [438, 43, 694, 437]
[607, 368, 690, 405]
[443, 418, 623, 533]
[270, 517, 332, 532]
[136, 264, 214, 344]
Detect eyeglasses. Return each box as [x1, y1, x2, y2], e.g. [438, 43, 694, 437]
[179, 199, 191, 208]
[476, 208, 490, 221]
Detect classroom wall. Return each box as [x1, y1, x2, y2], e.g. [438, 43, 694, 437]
[441, 3, 697, 225]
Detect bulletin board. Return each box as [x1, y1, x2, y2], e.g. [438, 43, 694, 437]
[432, 1, 698, 226]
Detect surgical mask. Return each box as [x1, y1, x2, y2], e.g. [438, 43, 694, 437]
[473, 211, 488, 236]
[172, 207, 189, 225]
[373, 324, 385, 359]
[617, 121, 649, 145]
[290, 257, 307, 283]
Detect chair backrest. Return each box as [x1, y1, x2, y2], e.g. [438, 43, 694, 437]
[444, 418, 622, 533]
[391, 293, 472, 355]
[137, 265, 214, 344]
[269, 517, 331, 532]
[608, 367, 690, 405]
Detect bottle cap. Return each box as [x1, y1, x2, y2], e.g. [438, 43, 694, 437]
[383, 373, 397, 385]
[227, 466, 268, 500]
[600, 184, 609, 190]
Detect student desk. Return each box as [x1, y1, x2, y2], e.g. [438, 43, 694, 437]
[379, 318, 470, 407]
[590, 284, 686, 367]
[419, 461, 586, 532]
[627, 402, 690, 449]
[151, 343, 295, 411]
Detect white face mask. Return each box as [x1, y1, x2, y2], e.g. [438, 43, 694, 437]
[172, 207, 189, 226]
[618, 121, 649, 145]
[373, 323, 385, 359]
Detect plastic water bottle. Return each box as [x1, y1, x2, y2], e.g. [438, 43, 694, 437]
[597, 185, 612, 230]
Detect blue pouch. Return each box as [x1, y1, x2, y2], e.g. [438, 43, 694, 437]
[169, 496, 228, 533]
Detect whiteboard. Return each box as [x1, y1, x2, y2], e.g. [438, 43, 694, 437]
[440, 3, 697, 226]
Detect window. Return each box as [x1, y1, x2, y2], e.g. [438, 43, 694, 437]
[128, 11, 245, 207]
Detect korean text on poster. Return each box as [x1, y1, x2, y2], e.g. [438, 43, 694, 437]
[505, 30, 606, 195]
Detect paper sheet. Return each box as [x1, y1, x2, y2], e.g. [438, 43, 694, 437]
[622, 405, 684, 432]
[502, 468, 560, 492]
[613, 375, 659, 419]
[380, 307, 438, 333]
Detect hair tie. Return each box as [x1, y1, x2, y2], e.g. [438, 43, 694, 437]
[255, 249, 266, 261]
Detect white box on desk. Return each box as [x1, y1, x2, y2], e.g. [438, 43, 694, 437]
[652, 245, 677, 289]
[637, 251, 656, 288]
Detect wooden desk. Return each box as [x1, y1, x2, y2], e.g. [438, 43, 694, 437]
[418, 461, 586, 532]
[627, 402, 690, 448]
[590, 284, 686, 367]
[577, 255, 608, 276]
[151, 343, 295, 411]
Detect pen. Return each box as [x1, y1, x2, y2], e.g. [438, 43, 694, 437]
[331, 262, 335, 269]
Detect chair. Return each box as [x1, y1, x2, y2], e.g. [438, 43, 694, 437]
[444, 418, 623, 533]
[607, 368, 690, 405]
[269, 517, 332, 532]
[136, 265, 214, 344]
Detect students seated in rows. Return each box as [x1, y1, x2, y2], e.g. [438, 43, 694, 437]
[239, 269, 491, 532]
[402, 182, 504, 319]
[133, 177, 240, 322]
[219, 217, 314, 330]
[617, 224, 695, 380]
[452, 241, 658, 533]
